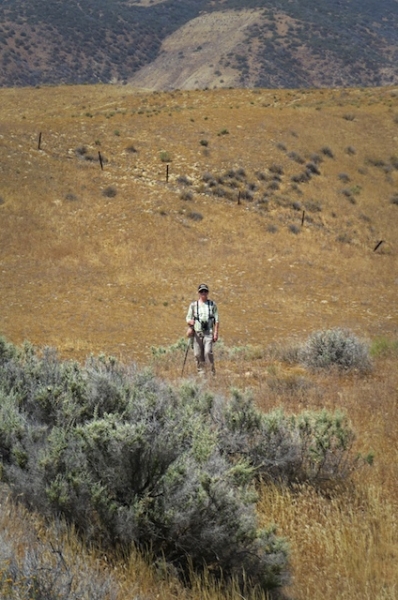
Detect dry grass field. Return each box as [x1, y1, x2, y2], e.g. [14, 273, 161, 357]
[0, 83, 397, 599]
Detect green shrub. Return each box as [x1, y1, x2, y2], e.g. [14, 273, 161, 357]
[0, 339, 289, 592]
[370, 336, 398, 358]
[0, 337, 364, 593]
[300, 328, 372, 372]
[160, 151, 172, 163]
[214, 391, 356, 484]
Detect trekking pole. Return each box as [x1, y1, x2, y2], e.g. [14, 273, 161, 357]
[181, 337, 193, 377]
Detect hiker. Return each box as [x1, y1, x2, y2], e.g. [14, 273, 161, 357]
[186, 283, 219, 375]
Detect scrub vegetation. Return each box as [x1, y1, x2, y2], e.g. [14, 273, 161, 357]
[0, 83, 397, 599]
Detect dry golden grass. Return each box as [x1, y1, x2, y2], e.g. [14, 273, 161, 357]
[1, 83, 397, 599]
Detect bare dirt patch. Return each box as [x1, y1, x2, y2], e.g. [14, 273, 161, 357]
[128, 9, 263, 90]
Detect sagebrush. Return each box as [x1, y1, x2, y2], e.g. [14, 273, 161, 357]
[300, 328, 372, 372]
[0, 337, 361, 594]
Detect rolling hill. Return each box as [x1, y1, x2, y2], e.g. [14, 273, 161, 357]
[0, 0, 397, 88]
[0, 83, 397, 362]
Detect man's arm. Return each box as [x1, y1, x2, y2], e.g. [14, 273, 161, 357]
[186, 302, 195, 326]
[212, 303, 219, 342]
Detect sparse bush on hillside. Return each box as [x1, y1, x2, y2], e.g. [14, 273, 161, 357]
[202, 171, 213, 182]
[235, 167, 246, 178]
[177, 175, 192, 186]
[306, 162, 321, 175]
[102, 186, 117, 198]
[321, 146, 335, 159]
[187, 211, 203, 221]
[75, 145, 88, 157]
[180, 190, 193, 201]
[345, 146, 356, 155]
[365, 156, 386, 168]
[291, 171, 310, 184]
[269, 164, 284, 175]
[341, 187, 353, 198]
[239, 188, 254, 200]
[300, 328, 372, 373]
[309, 153, 323, 164]
[336, 232, 352, 244]
[64, 193, 78, 202]
[159, 151, 172, 163]
[288, 151, 305, 164]
[338, 173, 351, 183]
[390, 155, 398, 170]
[390, 193, 398, 205]
[267, 180, 280, 191]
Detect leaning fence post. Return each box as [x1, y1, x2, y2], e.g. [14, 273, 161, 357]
[373, 240, 384, 252]
[301, 210, 305, 226]
[166, 164, 169, 183]
[38, 132, 42, 150]
[98, 151, 104, 171]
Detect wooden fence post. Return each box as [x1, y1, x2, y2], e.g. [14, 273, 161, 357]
[373, 240, 384, 252]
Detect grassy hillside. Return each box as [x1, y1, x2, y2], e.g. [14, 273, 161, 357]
[0, 84, 397, 599]
[0, 0, 397, 87]
[0, 84, 397, 361]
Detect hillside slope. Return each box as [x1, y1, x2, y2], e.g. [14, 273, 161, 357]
[0, 84, 397, 362]
[0, 0, 397, 88]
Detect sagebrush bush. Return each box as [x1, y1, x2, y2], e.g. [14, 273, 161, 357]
[300, 328, 372, 372]
[0, 337, 362, 594]
[102, 186, 117, 198]
[212, 390, 356, 484]
[0, 338, 289, 593]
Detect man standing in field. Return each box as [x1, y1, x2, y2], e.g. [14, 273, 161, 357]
[186, 283, 219, 375]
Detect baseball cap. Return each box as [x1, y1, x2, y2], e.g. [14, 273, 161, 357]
[198, 283, 209, 293]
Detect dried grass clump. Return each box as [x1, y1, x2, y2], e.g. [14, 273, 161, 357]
[0, 492, 117, 600]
